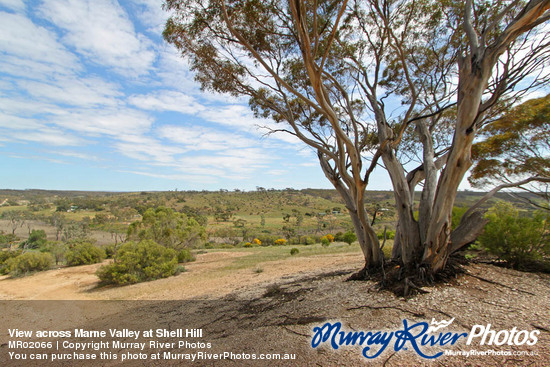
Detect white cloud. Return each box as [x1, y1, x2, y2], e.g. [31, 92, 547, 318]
[0, 12, 80, 77]
[4, 127, 84, 146]
[37, 0, 156, 76]
[0, 97, 62, 117]
[199, 105, 264, 131]
[129, 90, 204, 114]
[122, 170, 217, 184]
[115, 137, 184, 164]
[154, 48, 200, 91]
[0, 0, 25, 12]
[52, 150, 101, 161]
[157, 125, 256, 152]
[175, 148, 269, 175]
[129, 0, 168, 34]
[50, 108, 154, 137]
[0, 113, 44, 130]
[17, 76, 122, 108]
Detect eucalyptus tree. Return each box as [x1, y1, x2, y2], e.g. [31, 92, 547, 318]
[164, 0, 550, 280]
[469, 94, 550, 210]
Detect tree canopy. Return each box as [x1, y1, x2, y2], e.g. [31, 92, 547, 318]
[470, 94, 550, 196]
[128, 206, 206, 249]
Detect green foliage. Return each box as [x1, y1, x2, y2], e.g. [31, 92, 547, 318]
[321, 237, 330, 247]
[128, 207, 206, 249]
[42, 241, 67, 265]
[290, 248, 299, 255]
[299, 235, 316, 245]
[341, 231, 357, 245]
[0, 250, 23, 274]
[451, 206, 469, 231]
[479, 202, 549, 268]
[376, 230, 395, 240]
[104, 244, 116, 259]
[5, 251, 53, 276]
[65, 242, 105, 266]
[96, 240, 178, 285]
[471, 95, 550, 187]
[25, 229, 48, 249]
[177, 249, 195, 263]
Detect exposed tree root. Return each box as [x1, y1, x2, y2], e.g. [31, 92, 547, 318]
[347, 255, 466, 296]
[465, 272, 537, 296]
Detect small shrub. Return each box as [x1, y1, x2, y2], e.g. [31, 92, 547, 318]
[65, 242, 105, 266]
[479, 202, 549, 269]
[377, 230, 395, 240]
[177, 249, 195, 263]
[290, 248, 299, 255]
[42, 242, 67, 265]
[175, 265, 186, 275]
[320, 236, 330, 247]
[5, 252, 53, 275]
[341, 231, 357, 245]
[0, 250, 22, 275]
[243, 242, 252, 248]
[299, 236, 315, 245]
[252, 238, 261, 246]
[0, 250, 22, 265]
[104, 244, 117, 259]
[96, 240, 177, 285]
[274, 238, 287, 246]
[25, 230, 48, 249]
[253, 266, 264, 273]
[257, 234, 278, 246]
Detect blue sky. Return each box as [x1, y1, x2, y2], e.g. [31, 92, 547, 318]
[2, 0, 378, 191]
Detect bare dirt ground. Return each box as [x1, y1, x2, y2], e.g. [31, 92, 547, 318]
[1, 251, 549, 366]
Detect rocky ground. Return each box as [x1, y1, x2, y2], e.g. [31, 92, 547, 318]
[1, 252, 549, 366]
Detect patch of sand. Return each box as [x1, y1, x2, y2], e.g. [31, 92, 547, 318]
[0, 251, 362, 301]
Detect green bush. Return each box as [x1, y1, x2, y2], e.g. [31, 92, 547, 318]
[104, 244, 116, 259]
[0, 250, 23, 275]
[177, 249, 195, 263]
[290, 248, 299, 255]
[321, 237, 330, 247]
[377, 230, 395, 240]
[5, 252, 53, 275]
[65, 242, 105, 266]
[451, 206, 469, 231]
[479, 202, 549, 269]
[25, 230, 48, 249]
[42, 242, 67, 265]
[341, 230, 357, 245]
[96, 240, 178, 285]
[0, 250, 22, 264]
